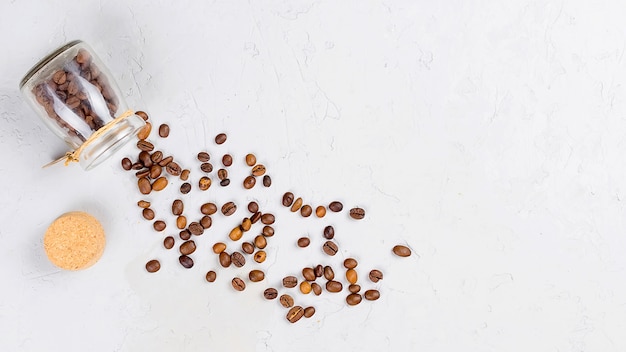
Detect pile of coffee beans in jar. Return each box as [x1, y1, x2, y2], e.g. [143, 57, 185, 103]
[121, 111, 413, 324]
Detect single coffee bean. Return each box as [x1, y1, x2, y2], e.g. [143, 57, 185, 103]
[328, 201, 343, 212]
[197, 151, 210, 162]
[179, 255, 194, 269]
[346, 293, 362, 306]
[179, 240, 196, 255]
[152, 177, 168, 192]
[251, 164, 266, 177]
[304, 306, 316, 318]
[286, 306, 304, 323]
[261, 213, 275, 225]
[264, 288, 278, 300]
[250, 211, 262, 224]
[297, 237, 310, 248]
[219, 252, 232, 267]
[243, 175, 256, 189]
[159, 155, 173, 167]
[215, 133, 227, 144]
[131, 162, 144, 170]
[322, 241, 338, 256]
[205, 270, 217, 282]
[142, 208, 155, 220]
[137, 200, 151, 208]
[314, 264, 324, 278]
[135, 111, 149, 121]
[290, 197, 303, 212]
[300, 281, 312, 294]
[300, 205, 312, 217]
[158, 124, 170, 138]
[180, 169, 190, 181]
[349, 284, 361, 293]
[344, 258, 358, 269]
[229, 226, 243, 241]
[137, 140, 154, 152]
[179, 230, 191, 240]
[200, 215, 212, 229]
[121, 157, 132, 170]
[172, 199, 184, 216]
[138, 177, 151, 194]
[145, 259, 160, 273]
[253, 250, 266, 263]
[149, 164, 162, 179]
[346, 269, 358, 284]
[163, 236, 175, 249]
[150, 151, 163, 164]
[241, 242, 254, 254]
[369, 269, 383, 282]
[180, 182, 191, 194]
[323, 225, 335, 239]
[249, 269, 265, 282]
[262, 225, 274, 237]
[166, 162, 182, 176]
[232, 277, 246, 291]
[200, 202, 217, 215]
[323, 266, 335, 280]
[212, 242, 226, 254]
[315, 206, 326, 218]
[279, 294, 294, 308]
[241, 218, 251, 232]
[198, 176, 212, 191]
[364, 289, 380, 301]
[302, 267, 316, 281]
[393, 245, 411, 257]
[221, 202, 237, 216]
[262, 175, 271, 187]
[245, 153, 256, 166]
[135, 168, 150, 179]
[326, 280, 343, 293]
[247, 201, 259, 213]
[231, 252, 246, 267]
[282, 192, 294, 207]
[188, 222, 204, 236]
[283, 276, 298, 288]
[153, 220, 166, 232]
[137, 122, 151, 140]
[311, 282, 322, 296]
[220, 178, 231, 187]
[349, 207, 365, 220]
[222, 154, 233, 167]
[217, 168, 228, 180]
[254, 235, 267, 249]
[200, 162, 213, 173]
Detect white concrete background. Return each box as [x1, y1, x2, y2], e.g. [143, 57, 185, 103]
[1, 1, 625, 351]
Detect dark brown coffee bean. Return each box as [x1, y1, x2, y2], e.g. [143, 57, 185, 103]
[163, 236, 175, 249]
[253, 250, 266, 263]
[142, 208, 155, 220]
[131, 162, 143, 170]
[323, 266, 335, 280]
[180, 182, 191, 194]
[220, 178, 230, 187]
[254, 235, 267, 249]
[346, 293, 362, 305]
[302, 267, 316, 281]
[231, 252, 246, 267]
[251, 164, 266, 176]
[219, 252, 231, 267]
[343, 258, 358, 269]
[138, 177, 151, 194]
[198, 176, 212, 191]
[349, 284, 361, 293]
[136, 111, 149, 121]
[153, 220, 166, 232]
[369, 269, 383, 282]
[364, 289, 380, 301]
[200, 215, 212, 229]
[197, 151, 210, 162]
[304, 306, 316, 318]
[300, 205, 312, 217]
[323, 226, 335, 239]
[137, 200, 151, 208]
[221, 202, 237, 216]
[212, 242, 226, 254]
[314, 264, 324, 278]
[282, 276, 298, 288]
[180, 169, 190, 181]
[349, 207, 365, 220]
[279, 294, 294, 308]
[243, 175, 256, 189]
[179, 230, 191, 240]
[217, 168, 228, 180]
[179, 255, 194, 268]
[205, 271, 217, 282]
[261, 225, 274, 237]
[393, 245, 411, 257]
[200, 203, 217, 215]
[188, 222, 204, 236]
[200, 162, 213, 173]
[151, 177, 168, 192]
[282, 192, 294, 207]
[311, 282, 322, 296]
[329, 201, 343, 212]
[242, 242, 254, 254]
[247, 201, 259, 213]
[137, 140, 154, 152]
[121, 157, 132, 170]
[297, 237, 310, 248]
[158, 155, 173, 166]
[245, 153, 256, 166]
[326, 280, 343, 293]
[261, 213, 275, 225]
[232, 277, 246, 291]
[250, 212, 262, 224]
[135, 168, 150, 179]
[249, 269, 265, 282]
[222, 154, 233, 167]
[262, 175, 271, 187]
[346, 269, 358, 284]
[179, 240, 196, 255]
[158, 124, 170, 138]
[172, 199, 184, 216]
[149, 164, 162, 179]
[215, 133, 227, 144]
[145, 259, 160, 273]
[315, 206, 326, 218]
[150, 150, 163, 164]
[286, 306, 304, 323]
[166, 162, 182, 176]
[264, 288, 278, 300]
[322, 241, 338, 256]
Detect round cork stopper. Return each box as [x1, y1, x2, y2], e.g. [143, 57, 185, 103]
[44, 211, 106, 270]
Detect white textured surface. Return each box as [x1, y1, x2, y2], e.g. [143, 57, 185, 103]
[1, 1, 626, 351]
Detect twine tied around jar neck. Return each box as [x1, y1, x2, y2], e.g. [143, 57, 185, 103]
[43, 109, 135, 168]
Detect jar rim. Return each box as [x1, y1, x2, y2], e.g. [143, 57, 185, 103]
[19, 40, 84, 90]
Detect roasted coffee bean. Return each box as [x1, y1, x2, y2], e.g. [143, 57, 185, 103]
[261, 213, 275, 225]
[251, 164, 266, 176]
[254, 235, 267, 249]
[158, 124, 170, 138]
[200, 215, 212, 229]
[198, 176, 212, 191]
[264, 288, 278, 300]
[149, 164, 162, 179]
[349, 207, 365, 220]
[222, 154, 233, 167]
[369, 269, 383, 282]
[136, 111, 149, 121]
[254, 250, 266, 263]
[176, 216, 187, 229]
[180, 169, 190, 181]
[297, 237, 310, 248]
[145, 259, 160, 273]
[344, 258, 358, 269]
[222, 202, 237, 216]
[201, 202, 217, 215]
[346, 269, 358, 284]
[262, 225, 275, 237]
[346, 293, 362, 305]
[217, 168, 228, 180]
[302, 267, 316, 281]
[137, 200, 151, 208]
[283, 276, 298, 288]
[166, 162, 182, 176]
[282, 192, 294, 207]
[197, 151, 210, 162]
[326, 280, 343, 293]
[364, 289, 380, 301]
[280, 294, 294, 308]
[179, 255, 194, 268]
[135, 169, 150, 179]
[137, 122, 151, 140]
[311, 282, 322, 296]
[152, 177, 168, 191]
[215, 133, 227, 144]
[188, 222, 204, 236]
[315, 206, 326, 218]
[286, 306, 304, 323]
[243, 175, 256, 189]
[131, 162, 144, 170]
[328, 201, 343, 212]
[262, 175, 271, 187]
[150, 151, 163, 164]
[219, 252, 231, 267]
[179, 240, 196, 255]
[393, 245, 411, 257]
[349, 284, 361, 293]
[153, 220, 166, 232]
[299, 205, 311, 218]
[205, 270, 217, 282]
[138, 177, 151, 194]
[314, 264, 324, 278]
[247, 201, 259, 213]
[241, 218, 251, 232]
[245, 153, 256, 166]
[121, 157, 132, 170]
[322, 241, 338, 256]
[323, 266, 335, 281]
[172, 199, 184, 216]
[158, 155, 173, 167]
[249, 269, 265, 282]
[300, 281, 312, 294]
[231, 252, 246, 267]
[179, 230, 191, 240]
[229, 226, 243, 241]
[180, 182, 191, 194]
[163, 236, 175, 249]
[137, 140, 154, 152]
[250, 211, 262, 224]
[290, 197, 303, 212]
[200, 162, 213, 173]
[142, 208, 155, 220]
[323, 225, 335, 239]
[220, 178, 230, 187]
[52, 70, 67, 84]
[241, 242, 254, 254]
[232, 277, 246, 291]
[304, 306, 316, 318]
[212, 242, 226, 254]
[139, 151, 152, 167]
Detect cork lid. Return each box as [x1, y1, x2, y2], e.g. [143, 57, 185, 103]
[43, 211, 106, 270]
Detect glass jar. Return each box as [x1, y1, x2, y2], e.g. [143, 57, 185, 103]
[20, 40, 146, 170]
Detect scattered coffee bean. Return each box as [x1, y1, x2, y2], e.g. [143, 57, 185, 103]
[179, 255, 194, 268]
[206, 271, 217, 282]
[180, 169, 190, 181]
[326, 280, 343, 293]
[188, 222, 204, 236]
[180, 182, 191, 194]
[179, 230, 191, 240]
[137, 200, 151, 208]
[219, 252, 231, 267]
[304, 306, 316, 318]
[121, 157, 132, 170]
[220, 178, 231, 187]
[290, 197, 303, 212]
[302, 267, 316, 281]
[158, 156, 173, 167]
[253, 250, 266, 263]
[392, 245, 411, 257]
[245, 153, 256, 166]
[314, 264, 324, 278]
[198, 176, 212, 191]
[150, 151, 163, 164]
[232, 277, 246, 291]
[346, 293, 362, 305]
[229, 226, 243, 241]
[249, 269, 265, 282]
[149, 164, 162, 179]
[243, 175, 256, 189]
[217, 168, 228, 180]
[163, 236, 175, 249]
[282, 192, 294, 207]
[328, 201, 343, 212]
[152, 177, 168, 191]
[166, 162, 182, 176]
[136, 111, 149, 121]
[158, 124, 170, 138]
[179, 240, 197, 255]
[262, 226, 274, 237]
[250, 212, 262, 224]
[264, 288, 278, 300]
[323, 266, 335, 280]
[231, 252, 246, 267]
[300, 281, 312, 294]
[348, 284, 361, 293]
[346, 269, 358, 284]
[145, 259, 160, 273]
[283, 276, 298, 288]
[137, 140, 154, 152]
[262, 175, 271, 187]
[215, 133, 227, 144]
[241, 218, 251, 231]
[300, 205, 312, 217]
[315, 206, 326, 218]
[241, 242, 254, 254]
[212, 242, 226, 254]
[261, 213, 275, 225]
[176, 215, 187, 229]
[222, 154, 233, 167]
[247, 201, 259, 213]
[131, 162, 143, 170]
[138, 177, 151, 194]
[254, 235, 267, 249]
[369, 269, 383, 282]
[323, 225, 335, 240]
[286, 306, 304, 323]
[200, 162, 213, 173]
[200, 215, 212, 229]
[222, 202, 237, 216]
[322, 241, 338, 256]
[172, 199, 184, 216]
[138, 151, 152, 167]
[364, 289, 380, 301]
[349, 207, 365, 220]
[311, 282, 322, 296]
[142, 208, 155, 220]
[344, 258, 358, 269]
[200, 203, 217, 215]
[135, 168, 150, 179]
[297, 237, 310, 248]
[137, 122, 151, 140]
[251, 164, 266, 176]
[280, 294, 294, 308]
[197, 151, 210, 162]
[153, 220, 166, 232]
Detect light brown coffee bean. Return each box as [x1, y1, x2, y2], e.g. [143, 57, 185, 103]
[297, 237, 310, 248]
[198, 176, 212, 191]
[261, 213, 275, 225]
[138, 177, 151, 194]
[344, 258, 358, 269]
[286, 306, 304, 323]
[304, 306, 316, 318]
[250, 212, 262, 224]
[222, 202, 237, 216]
[179, 240, 196, 255]
[136, 111, 149, 121]
[137, 140, 154, 152]
[229, 226, 243, 241]
[163, 236, 174, 249]
[243, 175, 256, 189]
[282, 192, 294, 207]
[158, 124, 170, 138]
[142, 208, 155, 220]
[188, 222, 204, 236]
[232, 277, 246, 291]
[254, 250, 266, 263]
[323, 266, 335, 281]
[245, 153, 256, 166]
[152, 177, 168, 191]
[121, 157, 132, 170]
[254, 235, 267, 249]
[249, 269, 265, 282]
[311, 282, 322, 296]
[180, 182, 191, 194]
[393, 245, 411, 257]
[346, 269, 358, 284]
[369, 269, 383, 282]
[180, 169, 190, 181]
[137, 200, 151, 208]
[280, 294, 295, 308]
[300, 205, 312, 217]
[322, 241, 338, 256]
[153, 220, 166, 231]
[262, 175, 271, 187]
[241, 242, 254, 254]
[137, 122, 151, 140]
[205, 271, 217, 282]
[222, 154, 232, 167]
[231, 251, 246, 267]
[349, 207, 365, 220]
[200, 215, 212, 229]
[149, 164, 162, 179]
[179, 255, 194, 268]
[290, 197, 303, 212]
[326, 280, 343, 293]
[145, 259, 160, 273]
[179, 230, 191, 240]
[349, 284, 361, 293]
[172, 199, 184, 216]
[364, 289, 380, 301]
[323, 225, 334, 239]
[200, 162, 213, 173]
[346, 293, 362, 305]
[302, 267, 316, 281]
[251, 164, 266, 176]
[315, 206, 326, 218]
[241, 218, 251, 232]
[283, 276, 298, 288]
[197, 151, 210, 162]
[262, 225, 274, 237]
[300, 281, 312, 294]
[201, 203, 217, 215]
[215, 133, 227, 144]
[176, 215, 187, 229]
[217, 168, 228, 180]
[212, 242, 226, 254]
[219, 252, 231, 267]
[264, 288, 278, 300]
